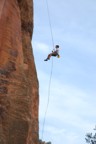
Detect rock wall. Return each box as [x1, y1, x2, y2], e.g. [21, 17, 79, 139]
[0, 0, 39, 144]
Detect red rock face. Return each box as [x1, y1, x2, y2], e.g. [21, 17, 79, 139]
[0, 0, 39, 144]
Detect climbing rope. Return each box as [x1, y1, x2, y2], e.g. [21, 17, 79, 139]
[41, 58, 53, 140]
[45, 0, 55, 49]
[41, 0, 55, 140]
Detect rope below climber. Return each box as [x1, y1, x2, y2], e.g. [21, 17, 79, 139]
[44, 45, 60, 61]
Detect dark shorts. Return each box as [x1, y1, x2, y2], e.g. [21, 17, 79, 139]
[52, 52, 58, 56]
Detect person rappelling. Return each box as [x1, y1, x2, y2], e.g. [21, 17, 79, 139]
[44, 45, 60, 61]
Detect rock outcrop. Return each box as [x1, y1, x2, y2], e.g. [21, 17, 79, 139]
[0, 0, 39, 144]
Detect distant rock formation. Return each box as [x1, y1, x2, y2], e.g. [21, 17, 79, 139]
[0, 0, 39, 144]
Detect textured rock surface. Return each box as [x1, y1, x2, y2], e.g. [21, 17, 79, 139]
[0, 0, 39, 144]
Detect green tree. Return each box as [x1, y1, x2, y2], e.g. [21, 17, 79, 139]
[85, 126, 96, 144]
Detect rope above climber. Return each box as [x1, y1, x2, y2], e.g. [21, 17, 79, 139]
[44, 45, 60, 61]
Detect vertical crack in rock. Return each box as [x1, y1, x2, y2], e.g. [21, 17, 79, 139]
[0, 0, 39, 144]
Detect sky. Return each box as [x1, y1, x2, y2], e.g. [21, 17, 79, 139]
[32, 0, 96, 144]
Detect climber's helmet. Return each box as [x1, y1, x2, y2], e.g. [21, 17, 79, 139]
[55, 45, 59, 49]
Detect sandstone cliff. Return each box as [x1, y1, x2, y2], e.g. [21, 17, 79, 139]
[0, 0, 39, 144]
